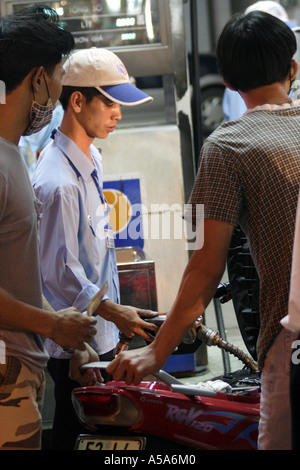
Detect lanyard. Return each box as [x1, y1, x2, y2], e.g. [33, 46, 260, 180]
[91, 169, 114, 249]
[91, 168, 108, 208]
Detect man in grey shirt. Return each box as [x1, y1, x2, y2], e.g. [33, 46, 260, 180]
[0, 5, 157, 450]
[0, 5, 99, 450]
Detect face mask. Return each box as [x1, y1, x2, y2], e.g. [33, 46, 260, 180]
[23, 75, 53, 136]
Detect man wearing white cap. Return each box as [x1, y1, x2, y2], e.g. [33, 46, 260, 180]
[245, 1, 293, 26]
[32, 47, 155, 449]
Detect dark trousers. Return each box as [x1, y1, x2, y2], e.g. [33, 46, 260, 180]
[47, 350, 113, 450]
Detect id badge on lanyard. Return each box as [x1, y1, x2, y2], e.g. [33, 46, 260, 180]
[104, 226, 115, 249]
[103, 202, 115, 250]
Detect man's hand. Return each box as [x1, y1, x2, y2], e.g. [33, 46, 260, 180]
[69, 344, 103, 386]
[96, 300, 159, 341]
[106, 343, 163, 385]
[51, 308, 97, 351]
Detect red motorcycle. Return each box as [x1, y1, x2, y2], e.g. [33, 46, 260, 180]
[72, 286, 260, 451]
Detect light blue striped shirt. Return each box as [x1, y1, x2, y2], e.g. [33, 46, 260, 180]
[32, 129, 119, 357]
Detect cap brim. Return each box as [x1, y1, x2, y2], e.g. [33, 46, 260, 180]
[95, 83, 153, 106]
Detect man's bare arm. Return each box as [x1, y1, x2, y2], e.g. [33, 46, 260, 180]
[107, 219, 234, 384]
[0, 287, 97, 351]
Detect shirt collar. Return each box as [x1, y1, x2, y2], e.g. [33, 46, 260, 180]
[244, 99, 300, 116]
[52, 129, 99, 182]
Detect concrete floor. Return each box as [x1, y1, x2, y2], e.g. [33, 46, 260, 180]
[186, 296, 251, 381]
[181, 325, 251, 385]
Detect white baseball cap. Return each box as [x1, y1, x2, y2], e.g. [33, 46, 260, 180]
[62, 47, 153, 106]
[245, 1, 289, 22]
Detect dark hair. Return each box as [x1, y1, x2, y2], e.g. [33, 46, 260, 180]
[216, 11, 297, 92]
[59, 86, 102, 110]
[0, 3, 74, 92]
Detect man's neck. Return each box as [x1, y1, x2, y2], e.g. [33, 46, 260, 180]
[0, 91, 31, 145]
[59, 115, 94, 164]
[240, 82, 292, 110]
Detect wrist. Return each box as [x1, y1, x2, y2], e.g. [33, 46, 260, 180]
[47, 310, 63, 342]
[148, 339, 168, 369]
[96, 299, 120, 320]
[29, 306, 59, 340]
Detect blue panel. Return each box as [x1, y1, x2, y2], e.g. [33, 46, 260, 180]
[103, 178, 144, 249]
[163, 354, 195, 373]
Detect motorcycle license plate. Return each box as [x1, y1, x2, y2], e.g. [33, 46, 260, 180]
[75, 435, 145, 450]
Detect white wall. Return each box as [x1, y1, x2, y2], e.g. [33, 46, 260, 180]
[95, 125, 190, 313]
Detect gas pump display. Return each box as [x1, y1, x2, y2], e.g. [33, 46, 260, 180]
[7, 0, 161, 49]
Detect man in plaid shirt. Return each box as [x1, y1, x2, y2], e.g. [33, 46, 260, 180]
[107, 11, 300, 450]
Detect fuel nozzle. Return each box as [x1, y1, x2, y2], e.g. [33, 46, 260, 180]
[113, 333, 131, 357]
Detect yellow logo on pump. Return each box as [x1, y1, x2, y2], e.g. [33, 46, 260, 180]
[103, 188, 131, 235]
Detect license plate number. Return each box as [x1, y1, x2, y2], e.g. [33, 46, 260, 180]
[76, 435, 145, 450]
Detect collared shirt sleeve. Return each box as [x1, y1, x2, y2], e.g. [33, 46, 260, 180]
[38, 184, 101, 313]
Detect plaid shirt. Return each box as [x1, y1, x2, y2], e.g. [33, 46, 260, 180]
[189, 101, 300, 370]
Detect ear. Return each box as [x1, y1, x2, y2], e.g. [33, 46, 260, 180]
[31, 66, 45, 94]
[291, 59, 299, 81]
[70, 91, 84, 113]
